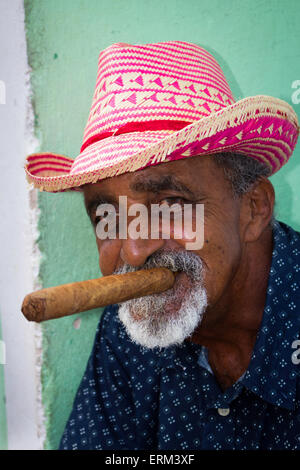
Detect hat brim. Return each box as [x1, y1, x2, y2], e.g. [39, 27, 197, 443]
[25, 95, 299, 192]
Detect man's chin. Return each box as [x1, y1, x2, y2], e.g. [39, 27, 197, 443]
[118, 283, 208, 349]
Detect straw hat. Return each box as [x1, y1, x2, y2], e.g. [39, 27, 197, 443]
[25, 41, 299, 192]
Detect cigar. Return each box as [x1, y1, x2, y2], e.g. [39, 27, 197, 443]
[21, 267, 176, 323]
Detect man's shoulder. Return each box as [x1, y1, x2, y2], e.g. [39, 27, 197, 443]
[271, 220, 300, 313]
[275, 220, 300, 246]
[274, 220, 300, 269]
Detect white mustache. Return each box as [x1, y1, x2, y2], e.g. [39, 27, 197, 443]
[114, 249, 205, 282]
[116, 250, 207, 349]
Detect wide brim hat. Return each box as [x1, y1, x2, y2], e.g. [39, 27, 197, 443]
[25, 41, 299, 192]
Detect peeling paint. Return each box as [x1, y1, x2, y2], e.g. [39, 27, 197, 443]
[25, 29, 46, 450]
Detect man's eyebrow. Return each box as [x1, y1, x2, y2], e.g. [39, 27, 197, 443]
[130, 174, 196, 197]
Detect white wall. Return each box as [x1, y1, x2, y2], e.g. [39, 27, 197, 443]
[0, 0, 45, 450]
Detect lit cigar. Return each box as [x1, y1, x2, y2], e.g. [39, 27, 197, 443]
[21, 267, 176, 323]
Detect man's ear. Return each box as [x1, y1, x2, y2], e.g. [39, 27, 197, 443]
[241, 178, 275, 243]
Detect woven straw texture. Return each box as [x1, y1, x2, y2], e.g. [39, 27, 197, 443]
[25, 41, 299, 192]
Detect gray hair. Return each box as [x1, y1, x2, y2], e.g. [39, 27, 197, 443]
[212, 152, 271, 197]
[212, 152, 275, 226]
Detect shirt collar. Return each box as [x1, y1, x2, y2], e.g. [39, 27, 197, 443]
[158, 221, 300, 410]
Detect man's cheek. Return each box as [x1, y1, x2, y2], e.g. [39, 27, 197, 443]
[168, 205, 205, 251]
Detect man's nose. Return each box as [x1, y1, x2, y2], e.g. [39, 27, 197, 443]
[120, 237, 165, 267]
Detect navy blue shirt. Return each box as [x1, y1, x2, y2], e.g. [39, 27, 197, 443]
[59, 221, 300, 450]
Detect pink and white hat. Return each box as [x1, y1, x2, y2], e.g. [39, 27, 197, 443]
[25, 41, 299, 192]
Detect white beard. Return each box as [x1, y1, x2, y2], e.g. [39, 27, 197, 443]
[116, 250, 208, 349]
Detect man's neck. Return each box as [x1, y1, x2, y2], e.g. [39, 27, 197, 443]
[189, 227, 273, 390]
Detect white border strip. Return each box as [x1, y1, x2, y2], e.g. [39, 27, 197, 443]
[0, 0, 45, 449]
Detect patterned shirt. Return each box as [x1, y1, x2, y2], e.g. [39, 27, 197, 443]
[59, 221, 300, 450]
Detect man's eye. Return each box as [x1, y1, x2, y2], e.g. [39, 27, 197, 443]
[159, 197, 185, 206]
[94, 211, 110, 225]
[94, 215, 102, 225]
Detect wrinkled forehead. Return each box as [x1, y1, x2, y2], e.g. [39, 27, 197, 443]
[82, 155, 227, 203]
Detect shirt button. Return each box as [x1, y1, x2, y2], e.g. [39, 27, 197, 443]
[217, 407, 230, 416]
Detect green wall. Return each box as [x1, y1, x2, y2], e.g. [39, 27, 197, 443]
[24, 0, 300, 449]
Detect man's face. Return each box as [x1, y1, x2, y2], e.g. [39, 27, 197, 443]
[83, 155, 244, 348]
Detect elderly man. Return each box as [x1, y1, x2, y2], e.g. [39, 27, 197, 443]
[25, 41, 300, 450]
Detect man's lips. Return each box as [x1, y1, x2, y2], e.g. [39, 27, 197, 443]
[128, 269, 196, 321]
[162, 270, 192, 315]
[173, 270, 193, 288]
